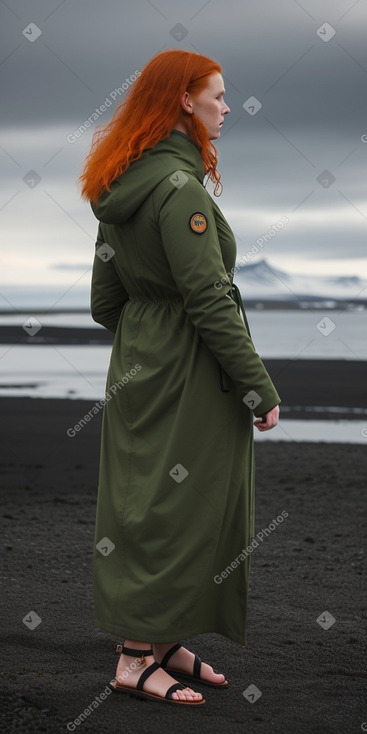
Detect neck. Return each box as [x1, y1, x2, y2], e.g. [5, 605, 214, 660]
[172, 110, 194, 139]
[172, 121, 190, 136]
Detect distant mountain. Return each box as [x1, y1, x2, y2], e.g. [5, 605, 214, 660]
[234, 259, 367, 307]
[1, 259, 366, 313]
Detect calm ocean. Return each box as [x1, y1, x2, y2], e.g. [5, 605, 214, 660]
[1, 310, 366, 444]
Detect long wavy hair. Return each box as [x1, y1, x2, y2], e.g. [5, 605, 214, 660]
[78, 49, 223, 203]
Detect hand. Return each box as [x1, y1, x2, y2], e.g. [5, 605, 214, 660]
[254, 405, 279, 432]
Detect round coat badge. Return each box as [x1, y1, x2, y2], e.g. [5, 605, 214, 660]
[189, 212, 207, 234]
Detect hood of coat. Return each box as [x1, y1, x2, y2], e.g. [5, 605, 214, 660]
[90, 129, 205, 225]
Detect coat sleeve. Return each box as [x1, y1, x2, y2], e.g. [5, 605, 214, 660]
[90, 223, 129, 333]
[155, 177, 281, 417]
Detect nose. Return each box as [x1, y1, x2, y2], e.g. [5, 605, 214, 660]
[223, 103, 230, 114]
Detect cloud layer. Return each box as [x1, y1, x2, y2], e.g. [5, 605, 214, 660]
[1, 0, 366, 299]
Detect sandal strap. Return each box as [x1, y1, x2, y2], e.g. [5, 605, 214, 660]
[160, 642, 202, 680]
[137, 663, 186, 699]
[165, 682, 186, 700]
[115, 652, 188, 701]
[193, 654, 202, 679]
[116, 644, 154, 657]
[136, 661, 161, 691]
[160, 641, 182, 668]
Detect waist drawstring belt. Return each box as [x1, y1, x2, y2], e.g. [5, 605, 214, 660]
[229, 282, 252, 335]
[218, 282, 251, 393]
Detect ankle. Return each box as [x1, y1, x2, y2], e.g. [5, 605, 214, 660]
[116, 641, 154, 665]
[123, 639, 152, 649]
[153, 641, 178, 649]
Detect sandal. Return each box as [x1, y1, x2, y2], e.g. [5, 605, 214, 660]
[109, 644, 206, 705]
[160, 641, 229, 688]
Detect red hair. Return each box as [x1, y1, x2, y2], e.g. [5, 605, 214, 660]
[78, 49, 223, 203]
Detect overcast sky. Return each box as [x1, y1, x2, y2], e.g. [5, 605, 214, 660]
[1, 0, 366, 307]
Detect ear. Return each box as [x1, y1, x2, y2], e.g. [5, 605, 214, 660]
[180, 91, 194, 114]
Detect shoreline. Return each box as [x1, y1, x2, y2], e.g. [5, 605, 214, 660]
[0, 395, 365, 424]
[0, 355, 365, 421]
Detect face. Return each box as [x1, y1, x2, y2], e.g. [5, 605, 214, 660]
[185, 73, 230, 140]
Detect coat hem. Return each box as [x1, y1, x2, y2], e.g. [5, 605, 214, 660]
[94, 617, 247, 647]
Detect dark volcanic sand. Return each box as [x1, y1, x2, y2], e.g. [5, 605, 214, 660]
[0, 397, 365, 734]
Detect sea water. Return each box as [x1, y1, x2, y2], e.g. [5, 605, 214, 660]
[0, 310, 366, 443]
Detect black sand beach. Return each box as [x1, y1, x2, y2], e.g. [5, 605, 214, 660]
[0, 396, 366, 734]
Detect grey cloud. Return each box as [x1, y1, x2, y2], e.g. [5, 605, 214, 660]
[1, 0, 366, 284]
[1, 0, 366, 128]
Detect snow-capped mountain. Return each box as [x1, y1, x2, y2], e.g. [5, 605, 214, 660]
[234, 260, 367, 305]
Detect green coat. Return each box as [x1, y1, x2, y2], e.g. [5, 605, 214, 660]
[90, 129, 280, 645]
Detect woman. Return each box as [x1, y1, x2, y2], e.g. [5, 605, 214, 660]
[79, 49, 280, 707]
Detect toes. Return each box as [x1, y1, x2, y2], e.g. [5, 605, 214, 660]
[184, 686, 202, 697]
[213, 674, 227, 685]
[203, 662, 226, 683]
[172, 687, 203, 701]
[184, 687, 203, 701]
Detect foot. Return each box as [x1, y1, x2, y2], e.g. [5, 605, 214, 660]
[115, 649, 204, 702]
[153, 642, 227, 685]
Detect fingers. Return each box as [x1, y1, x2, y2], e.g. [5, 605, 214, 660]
[254, 406, 279, 432]
[255, 419, 275, 432]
